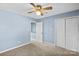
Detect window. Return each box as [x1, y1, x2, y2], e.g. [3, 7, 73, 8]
[31, 23, 36, 33]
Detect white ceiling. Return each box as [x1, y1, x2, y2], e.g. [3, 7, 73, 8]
[0, 3, 79, 19]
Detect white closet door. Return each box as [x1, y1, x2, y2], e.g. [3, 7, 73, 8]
[66, 17, 78, 51]
[55, 19, 65, 48]
[77, 17, 79, 52]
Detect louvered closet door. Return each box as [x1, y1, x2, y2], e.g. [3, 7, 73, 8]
[66, 17, 78, 51]
[77, 17, 79, 52]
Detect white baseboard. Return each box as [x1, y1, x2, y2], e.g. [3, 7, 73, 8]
[0, 41, 32, 54]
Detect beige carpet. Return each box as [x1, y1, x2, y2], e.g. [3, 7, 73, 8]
[0, 42, 79, 56]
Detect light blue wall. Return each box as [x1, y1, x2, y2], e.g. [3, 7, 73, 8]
[0, 11, 32, 51]
[42, 17, 55, 43]
[41, 10, 79, 44]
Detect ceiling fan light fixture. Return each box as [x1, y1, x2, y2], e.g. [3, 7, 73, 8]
[36, 11, 41, 16]
[29, 3, 53, 16]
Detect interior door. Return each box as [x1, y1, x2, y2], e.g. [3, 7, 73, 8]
[66, 17, 78, 51]
[36, 22, 43, 42]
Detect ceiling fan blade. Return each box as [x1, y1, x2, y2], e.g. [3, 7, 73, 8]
[30, 3, 36, 7]
[43, 6, 52, 10]
[28, 11, 33, 13]
[41, 13, 43, 16]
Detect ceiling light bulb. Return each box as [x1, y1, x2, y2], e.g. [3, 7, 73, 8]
[36, 11, 41, 16]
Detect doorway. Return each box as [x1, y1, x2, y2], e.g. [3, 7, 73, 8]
[31, 21, 43, 42]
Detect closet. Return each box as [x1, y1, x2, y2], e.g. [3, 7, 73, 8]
[66, 16, 79, 52]
[55, 16, 79, 52]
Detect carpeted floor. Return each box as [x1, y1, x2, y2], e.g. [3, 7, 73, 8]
[0, 42, 79, 56]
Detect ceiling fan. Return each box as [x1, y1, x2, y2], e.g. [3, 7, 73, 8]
[28, 3, 53, 16]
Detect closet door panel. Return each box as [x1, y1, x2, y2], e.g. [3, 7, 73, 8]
[55, 19, 65, 48]
[76, 17, 79, 52]
[66, 18, 78, 51]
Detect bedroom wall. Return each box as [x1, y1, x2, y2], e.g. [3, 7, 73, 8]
[0, 11, 32, 51]
[41, 10, 79, 44]
[42, 17, 55, 43]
